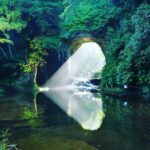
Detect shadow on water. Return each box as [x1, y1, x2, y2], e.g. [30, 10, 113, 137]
[0, 91, 149, 150]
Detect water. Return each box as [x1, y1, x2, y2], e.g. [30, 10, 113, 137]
[41, 42, 105, 131]
[43, 88, 105, 131]
[0, 42, 149, 149]
[0, 93, 149, 150]
[43, 42, 105, 89]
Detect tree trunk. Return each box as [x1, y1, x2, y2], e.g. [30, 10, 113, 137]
[0, 47, 8, 59]
[34, 68, 38, 84]
[30, 68, 38, 86]
[8, 43, 13, 59]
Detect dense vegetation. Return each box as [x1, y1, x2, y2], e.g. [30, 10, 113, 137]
[61, 0, 150, 93]
[102, 1, 150, 93]
[0, 0, 61, 87]
[0, 0, 150, 93]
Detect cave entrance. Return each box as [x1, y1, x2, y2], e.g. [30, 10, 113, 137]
[69, 37, 106, 85]
[70, 37, 105, 54]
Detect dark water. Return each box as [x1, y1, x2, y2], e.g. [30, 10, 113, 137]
[0, 93, 149, 150]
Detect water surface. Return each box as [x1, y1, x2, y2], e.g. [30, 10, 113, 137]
[0, 93, 149, 150]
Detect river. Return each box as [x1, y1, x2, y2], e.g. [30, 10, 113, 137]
[0, 92, 149, 150]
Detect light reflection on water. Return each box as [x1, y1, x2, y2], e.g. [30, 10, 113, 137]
[0, 93, 150, 150]
[44, 88, 105, 131]
[0, 42, 150, 149]
[42, 42, 106, 131]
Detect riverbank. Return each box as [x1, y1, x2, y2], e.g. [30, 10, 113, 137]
[101, 86, 150, 102]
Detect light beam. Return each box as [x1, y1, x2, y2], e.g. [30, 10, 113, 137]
[42, 42, 106, 130]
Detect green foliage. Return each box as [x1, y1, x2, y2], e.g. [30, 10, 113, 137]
[22, 107, 41, 127]
[101, 2, 150, 89]
[0, 130, 19, 150]
[22, 107, 37, 119]
[0, 0, 150, 90]
[101, 60, 117, 89]
[0, 38, 13, 44]
[102, 26, 132, 88]
[30, 36, 60, 51]
[141, 86, 150, 95]
[60, 0, 121, 37]
[0, 0, 27, 43]
[0, 0, 62, 85]
[20, 35, 60, 73]
[0, 0, 27, 85]
[18, 0, 61, 75]
[20, 36, 48, 73]
[0, 129, 11, 150]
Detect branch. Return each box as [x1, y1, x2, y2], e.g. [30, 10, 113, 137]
[8, 43, 13, 59]
[0, 47, 9, 60]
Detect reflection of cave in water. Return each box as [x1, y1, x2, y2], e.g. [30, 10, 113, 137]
[67, 92, 105, 130]
[42, 42, 106, 131]
[44, 88, 105, 131]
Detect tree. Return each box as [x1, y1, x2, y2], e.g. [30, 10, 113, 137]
[0, 0, 62, 86]
[101, 2, 150, 90]
[0, 0, 27, 60]
[60, 0, 121, 38]
[18, 0, 61, 85]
